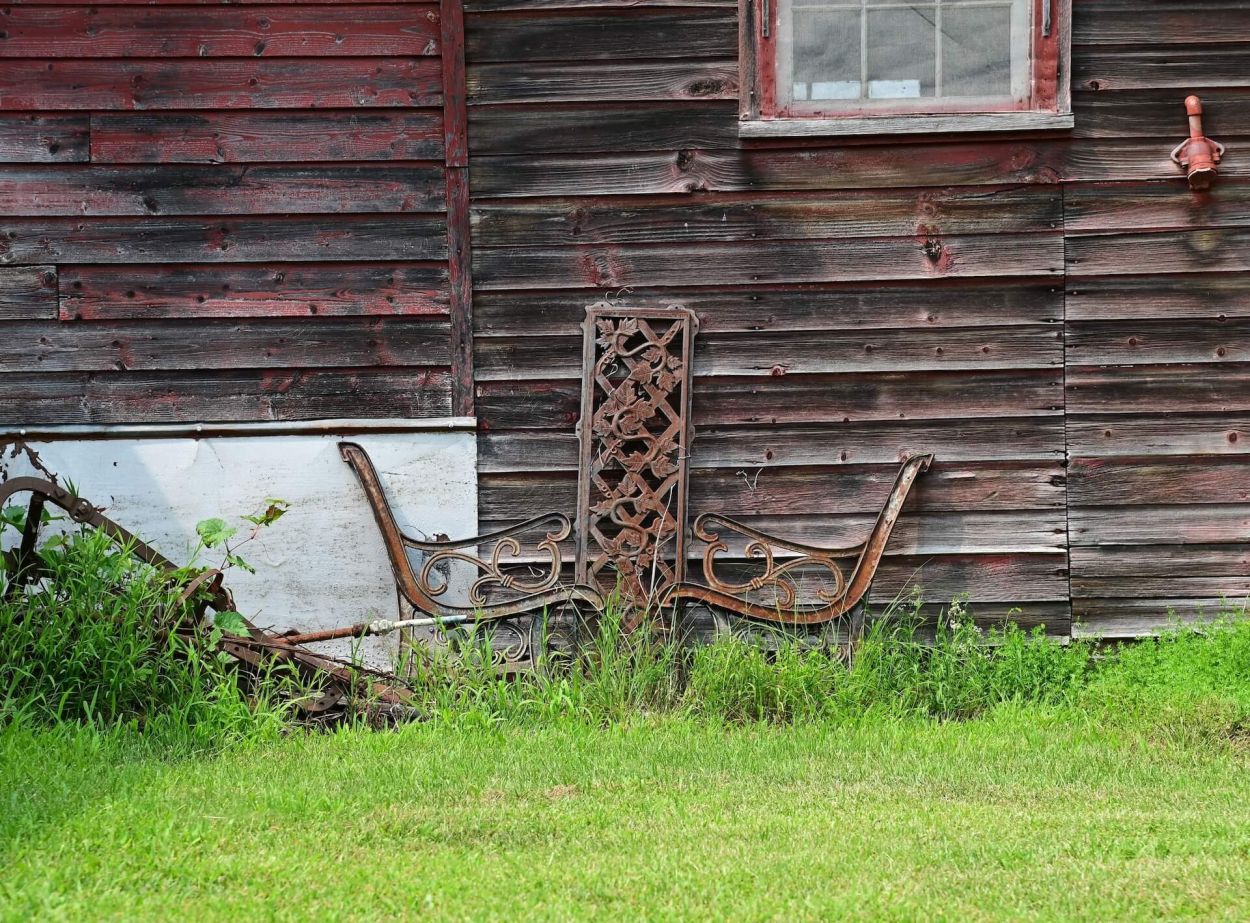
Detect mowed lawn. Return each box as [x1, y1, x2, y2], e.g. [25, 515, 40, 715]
[3, 711, 1250, 922]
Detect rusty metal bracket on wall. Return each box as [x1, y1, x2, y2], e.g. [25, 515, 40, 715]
[1171, 95, 1225, 191]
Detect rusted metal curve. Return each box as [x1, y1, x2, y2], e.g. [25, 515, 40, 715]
[661, 453, 933, 626]
[339, 441, 606, 621]
[0, 476, 180, 573]
[403, 512, 572, 552]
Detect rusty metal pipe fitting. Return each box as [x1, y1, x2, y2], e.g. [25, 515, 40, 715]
[1170, 95, 1225, 191]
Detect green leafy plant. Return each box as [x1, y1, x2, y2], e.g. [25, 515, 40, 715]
[193, 497, 288, 576]
[188, 498, 288, 636]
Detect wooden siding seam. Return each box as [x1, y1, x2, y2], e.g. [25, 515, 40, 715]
[1059, 180, 1075, 627]
[443, 0, 474, 416]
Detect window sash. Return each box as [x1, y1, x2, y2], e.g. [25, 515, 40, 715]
[762, 0, 1053, 119]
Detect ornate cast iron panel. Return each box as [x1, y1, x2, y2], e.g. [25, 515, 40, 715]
[576, 303, 698, 613]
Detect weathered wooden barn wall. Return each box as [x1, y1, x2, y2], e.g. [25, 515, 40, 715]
[1065, 3, 1250, 637]
[0, 1, 461, 424]
[1, 1, 1246, 634]
[464, 0, 1250, 634]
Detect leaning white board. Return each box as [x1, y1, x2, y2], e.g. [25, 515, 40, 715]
[0, 421, 478, 668]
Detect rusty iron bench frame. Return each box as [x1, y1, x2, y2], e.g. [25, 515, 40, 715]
[661, 453, 933, 628]
[339, 441, 931, 633]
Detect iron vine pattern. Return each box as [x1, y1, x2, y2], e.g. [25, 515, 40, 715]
[576, 304, 697, 614]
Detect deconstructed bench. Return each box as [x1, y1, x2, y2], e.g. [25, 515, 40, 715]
[340, 442, 930, 634]
[661, 453, 933, 631]
[339, 304, 933, 649]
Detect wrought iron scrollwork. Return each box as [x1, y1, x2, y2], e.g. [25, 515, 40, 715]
[663, 454, 934, 626]
[405, 512, 571, 608]
[340, 442, 605, 626]
[577, 303, 697, 613]
[693, 512, 859, 611]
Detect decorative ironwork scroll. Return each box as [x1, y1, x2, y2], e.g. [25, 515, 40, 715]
[662, 454, 934, 627]
[576, 303, 698, 612]
[340, 442, 604, 624]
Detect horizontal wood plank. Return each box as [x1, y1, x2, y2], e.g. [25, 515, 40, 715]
[8, 0, 415, 4]
[1073, 4, 1250, 45]
[469, 102, 738, 155]
[470, 139, 1245, 196]
[0, 58, 442, 109]
[1067, 318, 1250, 366]
[1072, 88, 1250, 139]
[1067, 364, 1250, 415]
[869, 554, 1069, 603]
[1067, 229, 1250, 276]
[1065, 180, 1250, 233]
[477, 368, 1063, 429]
[0, 368, 453, 425]
[0, 266, 57, 321]
[90, 110, 445, 163]
[1066, 274, 1250, 322]
[1070, 544, 1250, 579]
[0, 114, 89, 163]
[1069, 457, 1250, 507]
[477, 326, 1062, 380]
[474, 282, 1063, 336]
[1070, 504, 1250, 546]
[470, 144, 1068, 196]
[468, 60, 738, 104]
[480, 417, 1065, 472]
[0, 165, 444, 216]
[1054, 139, 1250, 183]
[472, 187, 1063, 247]
[0, 317, 451, 372]
[1073, 599, 1247, 639]
[0, 5, 440, 58]
[474, 233, 1063, 290]
[60, 264, 450, 320]
[1073, 576, 1250, 601]
[1068, 415, 1250, 458]
[1075, 46, 1250, 91]
[0, 216, 448, 264]
[465, 10, 735, 62]
[466, 0, 734, 8]
[480, 509, 1067, 556]
[480, 460, 1065, 519]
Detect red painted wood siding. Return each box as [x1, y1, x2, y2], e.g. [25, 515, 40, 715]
[0, 1, 460, 424]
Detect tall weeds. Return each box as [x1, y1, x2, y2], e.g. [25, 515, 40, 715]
[394, 591, 1250, 738]
[6, 512, 1250, 748]
[0, 525, 286, 749]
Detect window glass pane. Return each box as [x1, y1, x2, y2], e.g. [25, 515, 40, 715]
[866, 6, 937, 99]
[775, 0, 1031, 112]
[942, 5, 1013, 97]
[792, 9, 861, 101]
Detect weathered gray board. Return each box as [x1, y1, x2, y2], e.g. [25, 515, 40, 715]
[0, 420, 477, 667]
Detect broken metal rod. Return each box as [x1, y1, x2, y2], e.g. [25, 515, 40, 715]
[275, 614, 471, 647]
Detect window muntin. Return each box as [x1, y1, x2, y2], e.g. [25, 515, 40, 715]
[765, 0, 1052, 119]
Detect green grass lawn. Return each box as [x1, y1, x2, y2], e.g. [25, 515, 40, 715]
[4, 709, 1250, 922]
